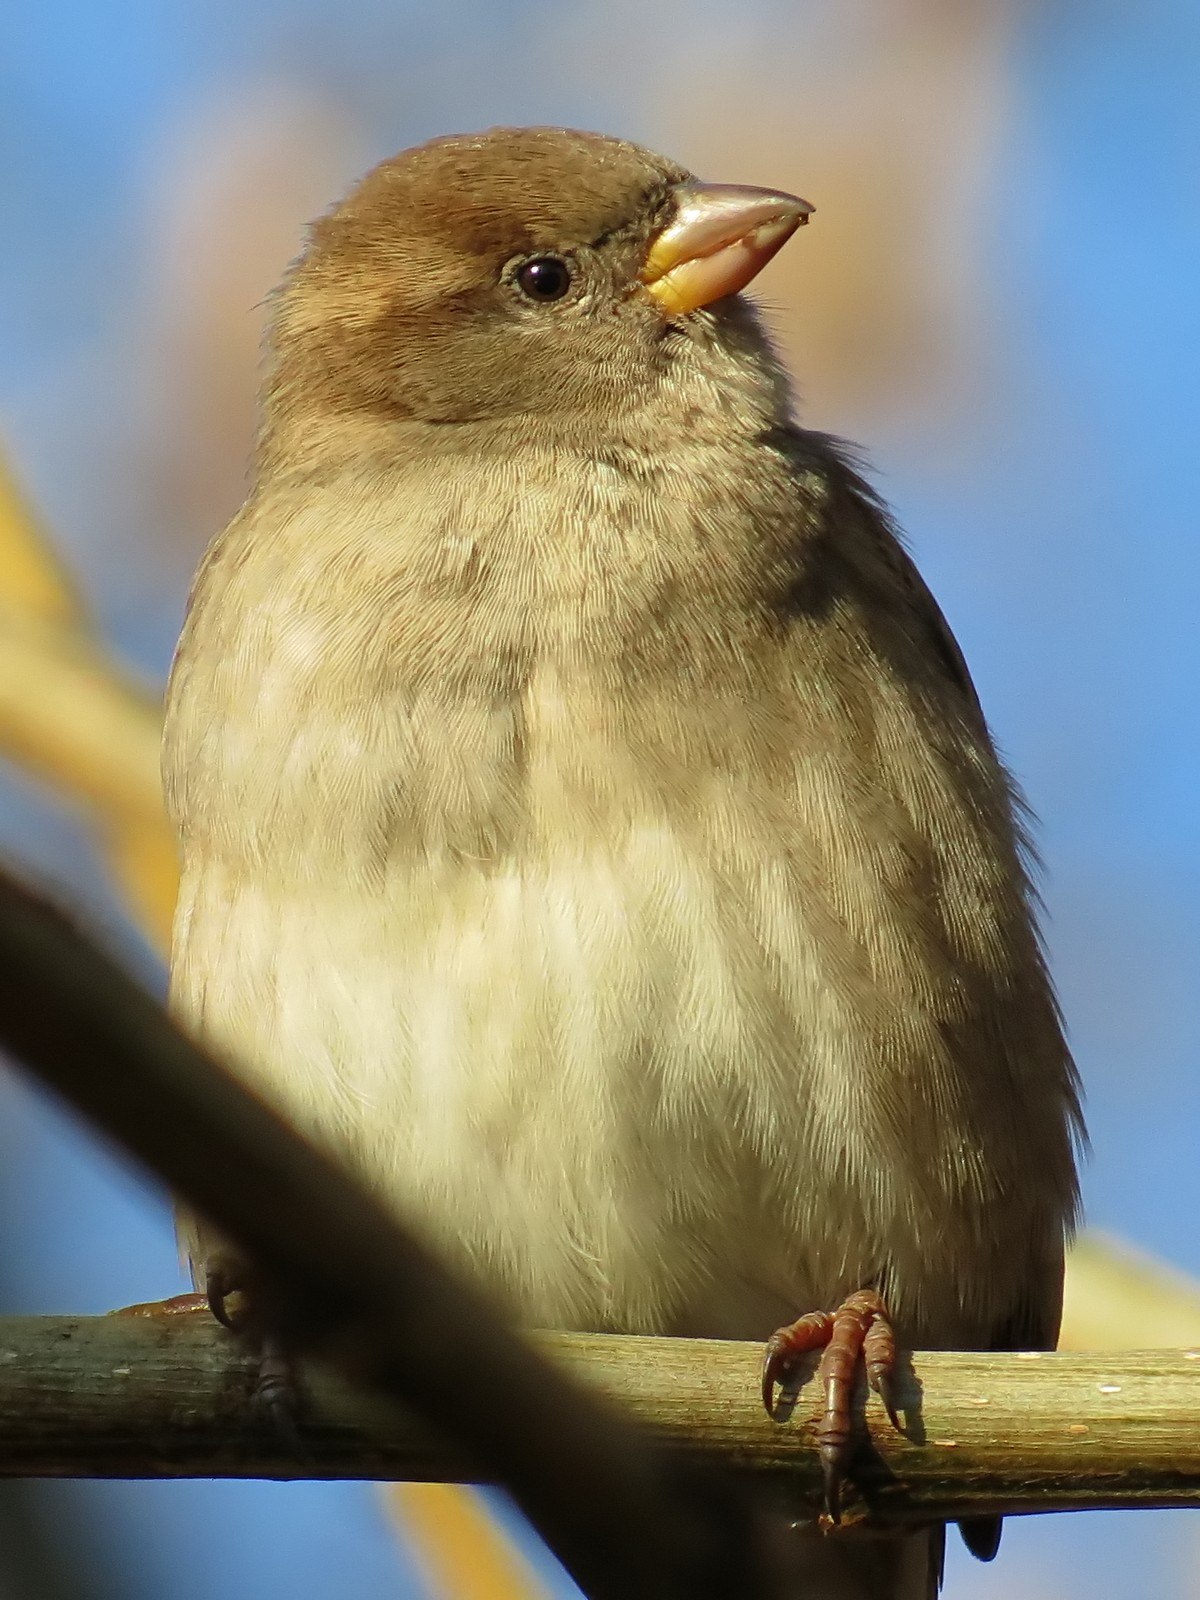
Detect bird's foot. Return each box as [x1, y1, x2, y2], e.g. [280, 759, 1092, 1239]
[111, 1293, 212, 1318]
[204, 1255, 306, 1452]
[113, 1264, 303, 1445]
[204, 1253, 252, 1332]
[762, 1287, 902, 1523]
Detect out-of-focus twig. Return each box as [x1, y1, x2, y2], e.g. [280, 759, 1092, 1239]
[1061, 1232, 1200, 1351]
[388, 1485, 549, 1600]
[0, 461, 85, 626]
[0, 616, 163, 828]
[0, 868, 768, 1600]
[0, 455, 178, 944]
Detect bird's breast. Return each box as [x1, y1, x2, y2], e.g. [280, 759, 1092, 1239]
[166, 465, 1061, 1341]
[173, 816, 841, 1334]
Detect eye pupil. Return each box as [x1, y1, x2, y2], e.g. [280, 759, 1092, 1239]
[516, 257, 572, 301]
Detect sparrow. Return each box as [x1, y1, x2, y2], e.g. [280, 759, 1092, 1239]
[163, 126, 1083, 1598]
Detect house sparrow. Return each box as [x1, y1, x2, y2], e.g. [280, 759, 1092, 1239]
[163, 126, 1082, 1598]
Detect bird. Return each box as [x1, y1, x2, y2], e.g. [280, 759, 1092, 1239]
[163, 125, 1083, 1598]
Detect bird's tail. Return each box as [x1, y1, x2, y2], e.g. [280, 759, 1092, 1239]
[762, 1520, 943, 1600]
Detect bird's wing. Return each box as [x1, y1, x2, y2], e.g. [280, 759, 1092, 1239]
[787, 429, 987, 722]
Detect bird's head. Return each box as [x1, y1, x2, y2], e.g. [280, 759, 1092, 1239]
[264, 125, 811, 460]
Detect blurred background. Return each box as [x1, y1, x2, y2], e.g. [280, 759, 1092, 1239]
[1, 0, 1198, 1595]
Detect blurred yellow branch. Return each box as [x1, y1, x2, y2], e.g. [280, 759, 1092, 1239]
[1061, 1232, 1200, 1351]
[0, 615, 163, 827]
[0, 459, 85, 625]
[392, 1484, 550, 1600]
[0, 454, 178, 946]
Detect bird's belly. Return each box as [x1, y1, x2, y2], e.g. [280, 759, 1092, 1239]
[172, 833, 993, 1340]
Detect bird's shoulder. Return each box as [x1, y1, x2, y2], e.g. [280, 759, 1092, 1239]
[764, 426, 987, 727]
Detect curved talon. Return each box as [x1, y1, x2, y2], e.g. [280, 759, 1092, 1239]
[761, 1338, 782, 1415]
[862, 1304, 903, 1433]
[761, 1309, 833, 1418]
[762, 1329, 793, 1415]
[875, 1371, 902, 1434]
[205, 1260, 244, 1331]
[820, 1451, 843, 1525]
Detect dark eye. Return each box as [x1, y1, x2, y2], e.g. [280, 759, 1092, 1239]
[514, 256, 573, 302]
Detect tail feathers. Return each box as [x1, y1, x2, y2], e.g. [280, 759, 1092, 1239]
[958, 1516, 1002, 1563]
[762, 1521, 944, 1600]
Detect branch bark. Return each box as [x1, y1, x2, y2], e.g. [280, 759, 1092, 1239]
[0, 1317, 1195, 1523]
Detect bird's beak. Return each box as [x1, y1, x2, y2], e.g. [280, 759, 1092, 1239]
[641, 182, 813, 317]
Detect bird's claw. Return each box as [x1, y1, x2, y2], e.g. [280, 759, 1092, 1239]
[762, 1308, 834, 1418]
[253, 1334, 306, 1454]
[875, 1370, 902, 1434]
[110, 1292, 211, 1319]
[763, 1287, 902, 1523]
[203, 1257, 306, 1451]
[819, 1451, 843, 1526]
[204, 1255, 250, 1331]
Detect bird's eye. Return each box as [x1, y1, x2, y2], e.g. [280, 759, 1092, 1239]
[514, 256, 573, 303]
